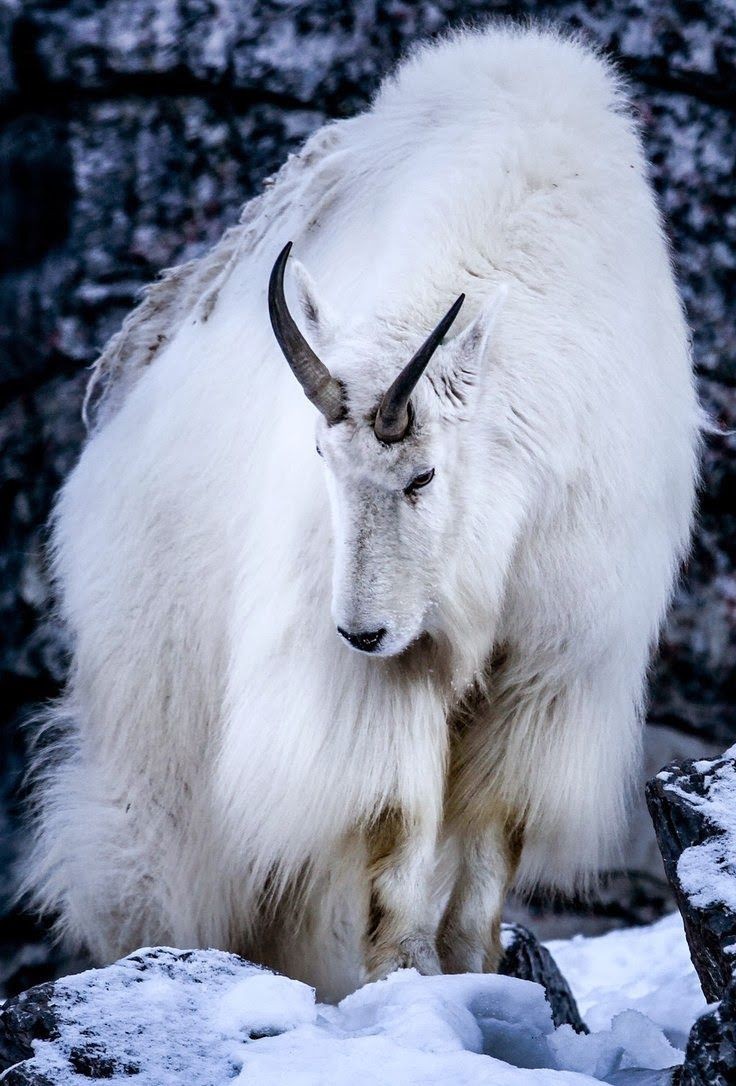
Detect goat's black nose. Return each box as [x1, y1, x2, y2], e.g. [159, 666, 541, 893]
[337, 627, 386, 653]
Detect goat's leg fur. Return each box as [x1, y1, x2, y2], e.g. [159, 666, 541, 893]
[363, 807, 442, 980]
[437, 668, 526, 974]
[437, 818, 523, 973]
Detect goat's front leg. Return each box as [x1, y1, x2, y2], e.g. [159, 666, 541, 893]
[363, 808, 442, 980]
[437, 817, 523, 974]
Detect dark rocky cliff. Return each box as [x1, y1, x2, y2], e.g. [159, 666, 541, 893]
[0, 0, 734, 991]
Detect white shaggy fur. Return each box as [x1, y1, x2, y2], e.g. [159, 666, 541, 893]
[23, 25, 699, 1001]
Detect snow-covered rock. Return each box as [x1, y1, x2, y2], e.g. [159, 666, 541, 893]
[646, 748, 736, 1084]
[0, 923, 703, 1085]
[647, 748, 736, 1003]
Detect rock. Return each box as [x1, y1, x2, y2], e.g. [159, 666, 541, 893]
[12, 2, 736, 107]
[0, 98, 324, 397]
[500, 922, 588, 1033]
[0, 947, 302, 1081]
[678, 981, 736, 1086]
[0, 980, 57, 1073]
[646, 749, 736, 1003]
[647, 749, 736, 1085]
[0, 0, 19, 104]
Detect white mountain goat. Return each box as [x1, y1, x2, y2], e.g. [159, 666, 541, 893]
[23, 25, 699, 1000]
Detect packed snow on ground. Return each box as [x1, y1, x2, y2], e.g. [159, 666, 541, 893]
[20, 914, 707, 1085]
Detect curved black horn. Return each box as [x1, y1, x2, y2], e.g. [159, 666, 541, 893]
[374, 293, 465, 443]
[268, 242, 346, 424]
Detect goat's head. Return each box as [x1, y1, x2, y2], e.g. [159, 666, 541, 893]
[269, 243, 503, 657]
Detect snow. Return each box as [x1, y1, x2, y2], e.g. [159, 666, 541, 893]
[546, 912, 707, 1049]
[18, 916, 706, 1085]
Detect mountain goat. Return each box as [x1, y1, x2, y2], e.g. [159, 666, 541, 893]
[24, 24, 699, 1000]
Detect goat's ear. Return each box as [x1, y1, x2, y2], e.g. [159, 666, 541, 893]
[449, 283, 508, 373]
[431, 284, 508, 416]
[289, 259, 338, 348]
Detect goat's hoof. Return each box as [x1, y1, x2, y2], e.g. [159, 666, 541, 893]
[366, 933, 442, 980]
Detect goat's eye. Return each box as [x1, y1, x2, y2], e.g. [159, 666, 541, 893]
[404, 468, 435, 495]
[316, 445, 323, 458]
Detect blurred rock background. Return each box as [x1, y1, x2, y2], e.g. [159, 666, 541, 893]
[0, 0, 733, 995]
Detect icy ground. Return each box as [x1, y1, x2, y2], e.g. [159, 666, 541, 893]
[18, 914, 706, 1085]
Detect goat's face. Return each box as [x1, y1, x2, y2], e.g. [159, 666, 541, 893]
[316, 395, 446, 656]
[268, 244, 504, 657]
